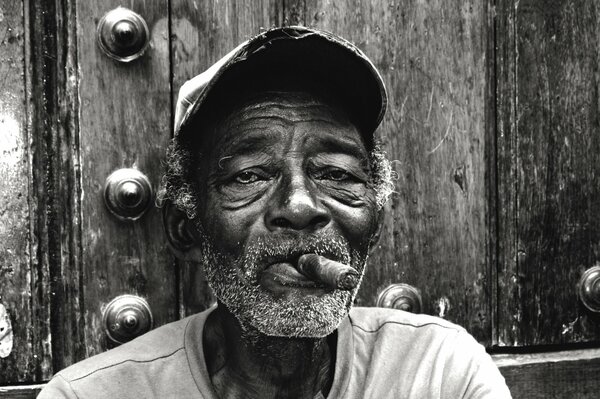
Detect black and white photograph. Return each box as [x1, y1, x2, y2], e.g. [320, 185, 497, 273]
[0, 1, 598, 398]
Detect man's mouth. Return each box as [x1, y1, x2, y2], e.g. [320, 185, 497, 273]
[258, 252, 359, 293]
[261, 259, 328, 289]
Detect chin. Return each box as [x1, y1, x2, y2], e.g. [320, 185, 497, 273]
[245, 288, 357, 338]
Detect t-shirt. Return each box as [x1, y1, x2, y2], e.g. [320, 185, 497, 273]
[38, 306, 511, 398]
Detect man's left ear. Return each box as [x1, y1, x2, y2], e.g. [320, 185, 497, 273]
[162, 201, 201, 261]
[369, 208, 386, 252]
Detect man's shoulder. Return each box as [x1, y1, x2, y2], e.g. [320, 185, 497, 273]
[343, 309, 512, 397]
[57, 315, 193, 382]
[348, 306, 465, 335]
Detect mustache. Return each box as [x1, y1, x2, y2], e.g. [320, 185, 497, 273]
[238, 231, 352, 271]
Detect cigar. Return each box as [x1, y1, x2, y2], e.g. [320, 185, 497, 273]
[296, 254, 359, 290]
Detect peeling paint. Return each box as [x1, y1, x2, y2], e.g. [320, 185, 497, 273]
[0, 114, 21, 168]
[0, 303, 13, 358]
[436, 296, 451, 318]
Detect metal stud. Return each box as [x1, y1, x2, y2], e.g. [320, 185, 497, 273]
[578, 265, 600, 312]
[104, 168, 153, 221]
[97, 7, 150, 62]
[102, 295, 153, 344]
[376, 283, 423, 313]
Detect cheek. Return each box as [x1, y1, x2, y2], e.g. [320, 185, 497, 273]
[325, 199, 380, 252]
[200, 191, 263, 255]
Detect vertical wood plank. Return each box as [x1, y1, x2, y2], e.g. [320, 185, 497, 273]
[0, 0, 38, 384]
[497, 0, 600, 346]
[23, 0, 83, 376]
[299, 0, 493, 343]
[495, 0, 519, 347]
[76, 0, 175, 356]
[170, 0, 283, 316]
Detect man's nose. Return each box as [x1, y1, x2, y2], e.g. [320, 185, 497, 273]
[265, 174, 331, 232]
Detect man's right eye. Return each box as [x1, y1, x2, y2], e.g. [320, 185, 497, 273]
[232, 170, 263, 184]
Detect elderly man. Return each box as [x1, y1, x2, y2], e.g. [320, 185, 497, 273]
[39, 27, 511, 398]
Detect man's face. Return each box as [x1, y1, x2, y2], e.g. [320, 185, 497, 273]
[195, 91, 381, 338]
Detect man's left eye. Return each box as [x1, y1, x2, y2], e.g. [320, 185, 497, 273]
[319, 168, 356, 182]
[233, 171, 262, 184]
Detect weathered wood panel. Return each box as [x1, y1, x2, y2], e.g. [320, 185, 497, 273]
[495, 0, 519, 348]
[2, 0, 83, 382]
[0, 0, 38, 384]
[1, 0, 84, 382]
[494, 349, 600, 398]
[76, 0, 176, 355]
[0, 384, 44, 398]
[32, 0, 85, 374]
[497, 0, 600, 346]
[300, 0, 493, 343]
[170, 0, 283, 316]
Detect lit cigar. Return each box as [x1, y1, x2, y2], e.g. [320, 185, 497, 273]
[297, 254, 359, 290]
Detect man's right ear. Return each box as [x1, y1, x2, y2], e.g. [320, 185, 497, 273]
[162, 201, 202, 261]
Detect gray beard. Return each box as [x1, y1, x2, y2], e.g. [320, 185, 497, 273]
[199, 230, 368, 338]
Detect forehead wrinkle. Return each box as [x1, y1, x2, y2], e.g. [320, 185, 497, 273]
[228, 110, 339, 127]
[214, 118, 287, 155]
[230, 98, 348, 124]
[208, 93, 359, 157]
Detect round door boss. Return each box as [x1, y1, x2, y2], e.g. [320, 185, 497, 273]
[578, 265, 600, 312]
[376, 283, 423, 313]
[102, 295, 153, 344]
[104, 168, 153, 221]
[97, 7, 150, 62]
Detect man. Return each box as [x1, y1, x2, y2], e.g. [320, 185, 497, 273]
[39, 27, 511, 398]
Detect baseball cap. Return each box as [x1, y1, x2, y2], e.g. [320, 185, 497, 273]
[174, 26, 387, 149]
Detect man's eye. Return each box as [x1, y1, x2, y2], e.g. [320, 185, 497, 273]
[233, 171, 262, 184]
[321, 168, 354, 182]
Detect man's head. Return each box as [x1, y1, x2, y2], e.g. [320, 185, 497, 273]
[160, 27, 394, 339]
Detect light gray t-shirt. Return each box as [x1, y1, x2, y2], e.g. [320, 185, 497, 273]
[38, 306, 511, 398]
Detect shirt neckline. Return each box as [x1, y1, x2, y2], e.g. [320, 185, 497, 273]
[183, 305, 354, 398]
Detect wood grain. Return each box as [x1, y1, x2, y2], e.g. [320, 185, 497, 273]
[0, 0, 38, 384]
[2, 0, 85, 382]
[494, 350, 600, 398]
[76, 0, 176, 356]
[496, 0, 600, 346]
[0, 385, 44, 398]
[299, 0, 493, 343]
[31, 0, 85, 374]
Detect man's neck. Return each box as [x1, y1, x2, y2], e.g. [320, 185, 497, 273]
[203, 304, 336, 399]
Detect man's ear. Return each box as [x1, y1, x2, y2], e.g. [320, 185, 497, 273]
[162, 201, 201, 260]
[369, 208, 386, 252]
